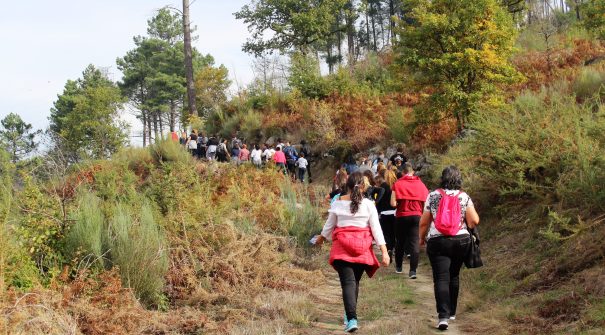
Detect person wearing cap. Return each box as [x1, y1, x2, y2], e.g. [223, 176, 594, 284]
[390, 146, 407, 166]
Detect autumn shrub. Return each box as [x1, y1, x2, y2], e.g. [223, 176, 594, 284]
[106, 201, 168, 308]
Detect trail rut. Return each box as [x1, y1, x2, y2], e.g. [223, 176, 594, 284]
[303, 254, 466, 335]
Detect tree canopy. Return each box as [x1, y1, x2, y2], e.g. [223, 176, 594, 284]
[395, 0, 521, 131]
[50, 65, 128, 160]
[0, 113, 40, 163]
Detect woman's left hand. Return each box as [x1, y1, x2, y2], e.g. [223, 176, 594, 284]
[381, 252, 390, 267]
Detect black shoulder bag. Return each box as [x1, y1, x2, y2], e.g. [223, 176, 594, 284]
[464, 227, 483, 268]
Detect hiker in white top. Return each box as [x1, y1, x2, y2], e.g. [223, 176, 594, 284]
[250, 144, 263, 168]
[296, 153, 308, 183]
[419, 166, 480, 331]
[315, 172, 389, 333]
[262, 145, 275, 163]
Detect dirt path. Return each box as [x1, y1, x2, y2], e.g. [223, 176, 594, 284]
[304, 255, 465, 335]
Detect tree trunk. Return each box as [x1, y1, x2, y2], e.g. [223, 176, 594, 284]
[575, 0, 581, 20]
[169, 100, 176, 132]
[147, 113, 153, 145]
[183, 0, 197, 116]
[370, 3, 378, 51]
[345, 1, 356, 68]
[389, 0, 396, 44]
[159, 113, 164, 139]
[142, 111, 148, 147]
[327, 43, 334, 74]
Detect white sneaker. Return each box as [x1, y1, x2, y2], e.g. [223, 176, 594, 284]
[449, 315, 456, 320]
[437, 319, 449, 330]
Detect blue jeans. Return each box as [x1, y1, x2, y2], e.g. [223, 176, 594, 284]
[298, 168, 307, 182]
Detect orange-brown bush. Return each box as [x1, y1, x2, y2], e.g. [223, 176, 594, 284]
[512, 39, 605, 91]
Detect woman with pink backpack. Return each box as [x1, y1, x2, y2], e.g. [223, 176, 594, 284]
[419, 166, 480, 331]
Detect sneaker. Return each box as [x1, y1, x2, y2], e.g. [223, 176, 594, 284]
[437, 319, 449, 330]
[343, 313, 348, 325]
[395, 266, 403, 274]
[344, 318, 359, 333]
[449, 315, 456, 320]
[409, 271, 417, 279]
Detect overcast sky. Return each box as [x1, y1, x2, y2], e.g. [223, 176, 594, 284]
[0, 0, 255, 142]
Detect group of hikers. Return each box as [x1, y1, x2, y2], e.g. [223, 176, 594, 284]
[315, 148, 480, 332]
[171, 129, 478, 332]
[171, 130, 313, 183]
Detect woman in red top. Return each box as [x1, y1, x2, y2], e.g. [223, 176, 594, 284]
[272, 146, 287, 174]
[390, 162, 429, 278]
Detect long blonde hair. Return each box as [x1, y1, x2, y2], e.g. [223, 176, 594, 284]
[385, 169, 397, 187]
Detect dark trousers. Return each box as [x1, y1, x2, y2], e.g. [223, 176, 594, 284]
[379, 214, 395, 252]
[427, 235, 471, 319]
[333, 260, 366, 321]
[276, 163, 287, 175]
[298, 168, 307, 182]
[394, 216, 420, 271]
[197, 146, 206, 159]
[307, 161, 312, 180]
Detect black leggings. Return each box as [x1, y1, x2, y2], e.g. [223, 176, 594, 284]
[427, 235, 471, 319]
[333, 260, 366, 321]
[379, 214, 395, 252]
[394, 216, 420, 271]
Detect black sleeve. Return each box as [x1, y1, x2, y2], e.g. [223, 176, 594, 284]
[373, 187, 385, 204]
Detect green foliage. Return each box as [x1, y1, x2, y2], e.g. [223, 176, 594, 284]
[147, 8, 183, 44]
[64, 193, 104, 269]
[462, 81, 605, 216]
[395, 0, 521, 131]
[234, 0, 347, 55]
[50, 65, 128, 160]
[0, 113, 40, 163]
[0, 151, 38, 290]
[280, 183, 323, 246]
[288, 53, 329, 99]
[387, 107, 412, 143]
[573, 67, 605, 101]
[240, 110, 264, 141]
[106, 202, 168, 308]
[148, 139, 192, 165]
[15, 175, 65, 271]
[583, 0, 605, 40]
[195, 64, 231, 117]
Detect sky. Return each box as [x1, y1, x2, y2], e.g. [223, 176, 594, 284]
[0, 0, 255, 142]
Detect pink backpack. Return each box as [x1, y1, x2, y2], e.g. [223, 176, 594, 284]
[434, 189, 463, 236]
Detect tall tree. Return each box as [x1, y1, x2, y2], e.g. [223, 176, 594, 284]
[182, 0, 198, 116]
[50, 65, 127, 160]
[0, 113, 40, 163]
[395, 0, 521, 132]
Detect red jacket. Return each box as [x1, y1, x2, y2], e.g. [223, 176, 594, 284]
[392, 175, 429, 217]
[273, 151, 287, 164]
[329, 226, 380, 278]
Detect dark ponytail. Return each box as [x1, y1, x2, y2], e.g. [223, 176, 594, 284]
[346, 172, 365, 214]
